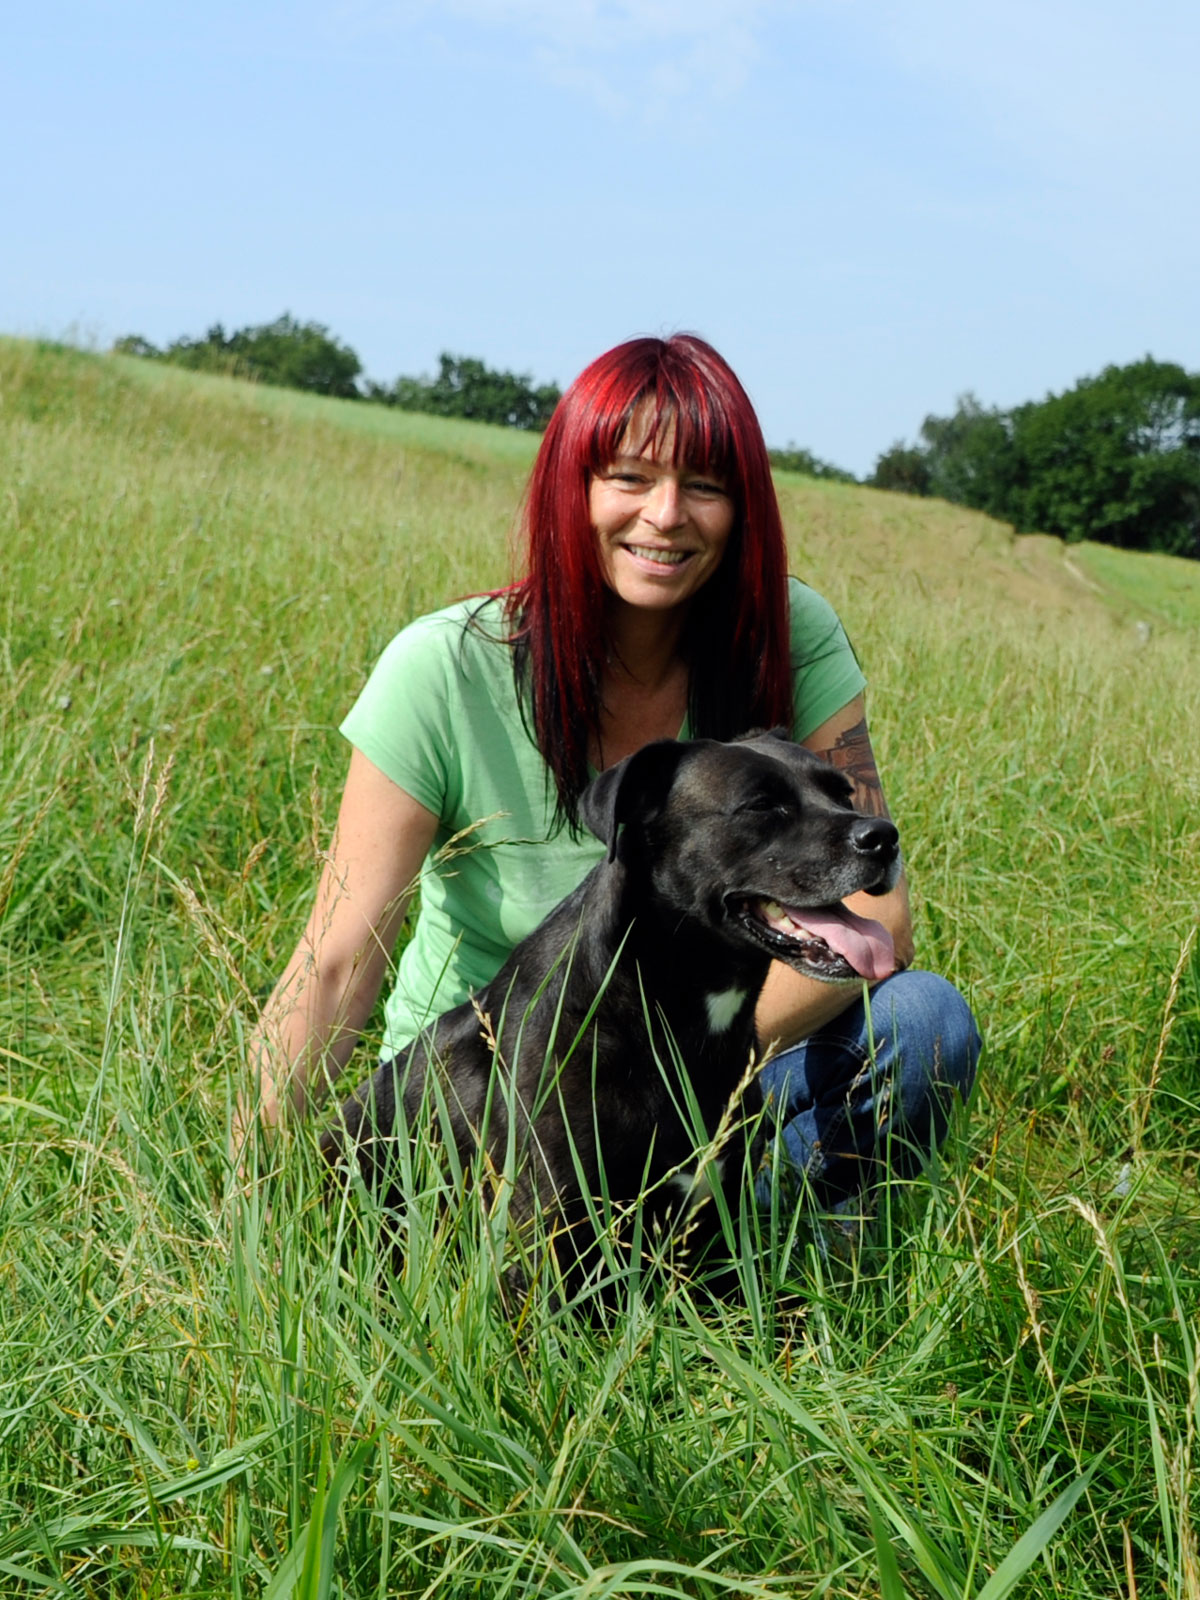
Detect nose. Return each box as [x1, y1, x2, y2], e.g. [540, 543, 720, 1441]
[850, 816, 899, 864]
[643, 476, 687, 532]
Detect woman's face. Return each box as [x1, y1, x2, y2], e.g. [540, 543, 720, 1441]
[588, 416, 735, 616]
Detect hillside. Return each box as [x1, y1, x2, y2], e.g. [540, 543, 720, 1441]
[110, 350, 1200, 632]
[9, 338, 1199, 642]
[109, 342, 1200, 632]
[2, 337, 1199, 1596]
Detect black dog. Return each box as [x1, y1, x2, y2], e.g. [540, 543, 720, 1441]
[321, 730, 900, 1299]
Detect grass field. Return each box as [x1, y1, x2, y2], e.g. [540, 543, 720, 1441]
[2, 337, 1199, 1598]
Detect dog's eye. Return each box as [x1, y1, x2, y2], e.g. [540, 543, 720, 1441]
[738, 796, 791, 817]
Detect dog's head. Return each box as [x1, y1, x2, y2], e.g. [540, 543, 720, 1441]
[580, 730, 901, 984]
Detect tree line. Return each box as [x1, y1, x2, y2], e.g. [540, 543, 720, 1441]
[114, 317, 1200, 558]
[114, 314, 852, 473]
[870, 358, 1200, 559]
[114, 315, 562, 431]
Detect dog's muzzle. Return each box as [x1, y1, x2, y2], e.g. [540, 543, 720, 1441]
[727, 893, 897, 983]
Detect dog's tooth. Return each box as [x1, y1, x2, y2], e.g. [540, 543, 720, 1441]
[762, 899, 784, 920]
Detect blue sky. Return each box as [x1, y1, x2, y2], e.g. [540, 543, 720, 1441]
[5, 0, 1197, 475]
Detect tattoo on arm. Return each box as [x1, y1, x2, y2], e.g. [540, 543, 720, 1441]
[812, 718, 889, 817]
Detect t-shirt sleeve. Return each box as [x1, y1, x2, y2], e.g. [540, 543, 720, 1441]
[339, 615, 456, 818]
[788, 578, 868, 740]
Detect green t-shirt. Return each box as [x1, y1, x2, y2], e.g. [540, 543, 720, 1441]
[341, 578, 866, 1055]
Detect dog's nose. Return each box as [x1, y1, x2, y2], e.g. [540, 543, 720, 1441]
[850, 817, 899, 861]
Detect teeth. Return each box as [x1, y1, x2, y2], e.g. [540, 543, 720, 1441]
[627, 545, 688, 565]
[760, 900, 808, 938]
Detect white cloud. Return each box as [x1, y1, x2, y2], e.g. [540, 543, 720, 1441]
[337, 0, 802, 112]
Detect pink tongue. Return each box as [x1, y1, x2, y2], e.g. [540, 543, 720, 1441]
[785, 903, 895, 981]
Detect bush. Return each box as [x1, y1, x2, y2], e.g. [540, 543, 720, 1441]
[767, 444, 856, 483]
[380, 352, 561, 431]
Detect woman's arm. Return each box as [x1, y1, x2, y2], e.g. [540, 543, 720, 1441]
[754, 694, 915, 1052]
[244, 747, 439, 1131]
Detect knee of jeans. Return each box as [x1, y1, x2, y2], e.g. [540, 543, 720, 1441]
[757, 1045, 807, 1115]
[874, 970, 981, 1101]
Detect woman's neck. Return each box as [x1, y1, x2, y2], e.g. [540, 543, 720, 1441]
[591, 599, 691, 768]
[603, 597, 689, 693]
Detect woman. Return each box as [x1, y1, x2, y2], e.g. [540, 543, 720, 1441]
[248, 334, 979, 1218]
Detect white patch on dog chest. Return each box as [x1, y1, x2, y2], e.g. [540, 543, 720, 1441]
[705, 986, 748, 1033]
[667, 1158, 726, 1207]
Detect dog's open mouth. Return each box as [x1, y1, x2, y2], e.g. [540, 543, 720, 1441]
[732, 895, 896, 982]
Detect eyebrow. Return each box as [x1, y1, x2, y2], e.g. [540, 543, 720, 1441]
[605, 453, 726, 480]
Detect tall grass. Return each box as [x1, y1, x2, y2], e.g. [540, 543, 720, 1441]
[2, 339, 1198, 1596]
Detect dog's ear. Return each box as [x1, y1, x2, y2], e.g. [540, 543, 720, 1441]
[731, 724, 791, 746]
[580, 739, 692, 863]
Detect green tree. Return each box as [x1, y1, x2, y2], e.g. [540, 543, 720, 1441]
[868, 442, 931, 496]
[154, 322, 242, 378]
[1005, 359, 1200, 555]
[870, 361, 1200, 558]
[868, 395, 1015, 510]
[767, 444, 856, 483]
[918, 393, 1016, 512]
[162, 314, 363, 398]
[112, 334, 161, 360]
[385, 353, 560, 430]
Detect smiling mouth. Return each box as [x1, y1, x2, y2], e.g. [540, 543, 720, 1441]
[730, 895, 896, 983]
[623, 544, 691, 566]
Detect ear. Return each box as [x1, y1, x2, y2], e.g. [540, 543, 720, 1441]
[579, 739, 692, 863]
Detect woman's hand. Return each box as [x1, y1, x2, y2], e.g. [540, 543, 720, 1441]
[242, 749, 439, 1138]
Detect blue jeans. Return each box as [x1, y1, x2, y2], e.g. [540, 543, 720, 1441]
[755, 971, 982, 1212]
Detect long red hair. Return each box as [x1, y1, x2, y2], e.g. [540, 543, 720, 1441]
[505, 334, 793, 829]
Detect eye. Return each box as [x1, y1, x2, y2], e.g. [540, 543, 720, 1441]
[738, 794, 791, 817]
[685, 477, 727, 497]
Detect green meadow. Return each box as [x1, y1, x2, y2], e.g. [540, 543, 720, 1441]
[2, 337, 1198, 1598]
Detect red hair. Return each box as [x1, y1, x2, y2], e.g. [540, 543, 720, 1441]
[505, 334, 793, 828]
